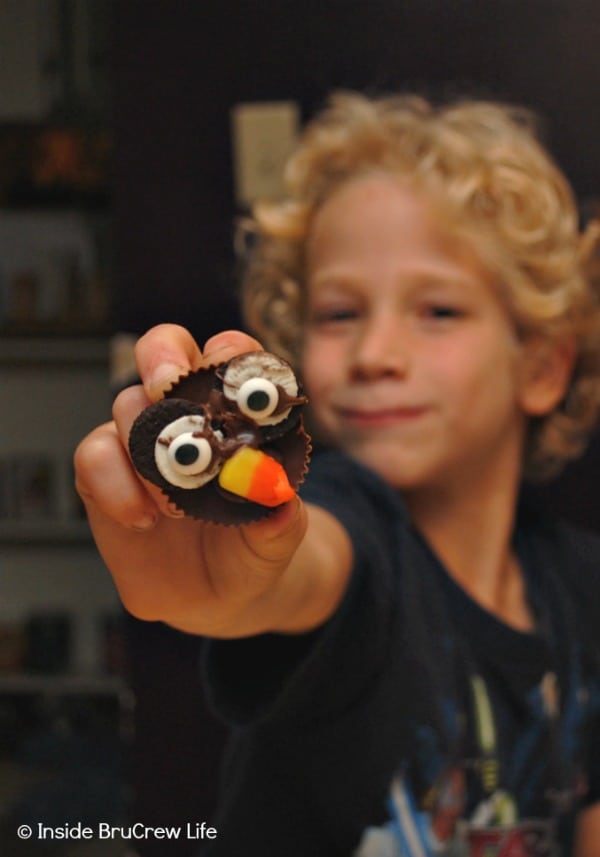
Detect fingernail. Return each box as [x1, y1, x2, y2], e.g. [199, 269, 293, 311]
[131, 513, 158, 532]
[146, 364, 187, 401]
[167, 505, 185, 519]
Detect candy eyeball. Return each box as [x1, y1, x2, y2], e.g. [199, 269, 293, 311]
[221, 352, 299, 426]
[236, 377, 280, 421]
[154, 414, 222, 489]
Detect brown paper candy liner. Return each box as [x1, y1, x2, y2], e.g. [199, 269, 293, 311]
[129, 358, 311, 525]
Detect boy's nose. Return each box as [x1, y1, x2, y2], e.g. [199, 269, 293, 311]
[351, 316, 411, 379]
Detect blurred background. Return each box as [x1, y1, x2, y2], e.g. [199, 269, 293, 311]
[1, 1, 599, 855]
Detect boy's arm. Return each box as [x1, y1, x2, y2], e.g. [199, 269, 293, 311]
[74, 324, 352, 638]
[574, 803, 600, 857]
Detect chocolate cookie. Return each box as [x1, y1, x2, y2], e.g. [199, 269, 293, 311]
[128, 351, 311, 524]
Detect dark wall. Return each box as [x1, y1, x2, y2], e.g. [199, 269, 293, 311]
[113, 0, 600, 341]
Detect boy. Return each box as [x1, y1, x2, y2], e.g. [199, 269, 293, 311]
[75, 93, 600, 855]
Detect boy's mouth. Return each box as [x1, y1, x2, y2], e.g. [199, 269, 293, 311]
[337, 405, 429, 428]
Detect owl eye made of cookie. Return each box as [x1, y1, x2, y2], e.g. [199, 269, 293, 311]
[154, 414, 222, 489]
[220, 351, 303, 426]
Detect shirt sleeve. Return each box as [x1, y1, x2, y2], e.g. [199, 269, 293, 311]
[202, 449, 407, 727]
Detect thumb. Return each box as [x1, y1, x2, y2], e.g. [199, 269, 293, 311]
[240, 497, 308, 569]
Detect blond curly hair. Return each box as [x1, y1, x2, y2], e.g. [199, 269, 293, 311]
[240, 91, 600, 479]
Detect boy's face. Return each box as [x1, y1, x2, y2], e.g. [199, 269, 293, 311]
[301, 175, 560, 493]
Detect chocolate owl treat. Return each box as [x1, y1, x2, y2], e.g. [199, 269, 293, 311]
[128, 351, 311, 524]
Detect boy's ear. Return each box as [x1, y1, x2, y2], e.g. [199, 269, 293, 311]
[518, 335, 577, 416]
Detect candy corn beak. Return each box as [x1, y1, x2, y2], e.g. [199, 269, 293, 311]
[218, 447, 296, 507]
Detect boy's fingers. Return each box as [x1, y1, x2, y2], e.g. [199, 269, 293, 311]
[74, 423, 160, 531]
[135, 324, 203, 402]
[200, 330, 263, 368]
[135, 325, 264, 403]
[112, 384, 151, 440]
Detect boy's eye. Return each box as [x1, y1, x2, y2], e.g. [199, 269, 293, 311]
[424, 305, 463, 320]
[311, 307, 359, 325]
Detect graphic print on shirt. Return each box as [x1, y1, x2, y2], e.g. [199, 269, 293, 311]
[353, 669, 590, 857]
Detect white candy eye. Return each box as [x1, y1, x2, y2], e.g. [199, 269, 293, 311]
[167, 433, 212, 473]
[154, 415, 220, 489]
[237, 378, 280, 422]
[222, 351, 299, 426]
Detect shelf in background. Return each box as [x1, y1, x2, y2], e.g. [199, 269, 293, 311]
[0, 519, 93, 546]
[0, 334, 109, 367]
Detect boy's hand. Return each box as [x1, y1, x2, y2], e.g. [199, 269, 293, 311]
[74, 324, 310, 637]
